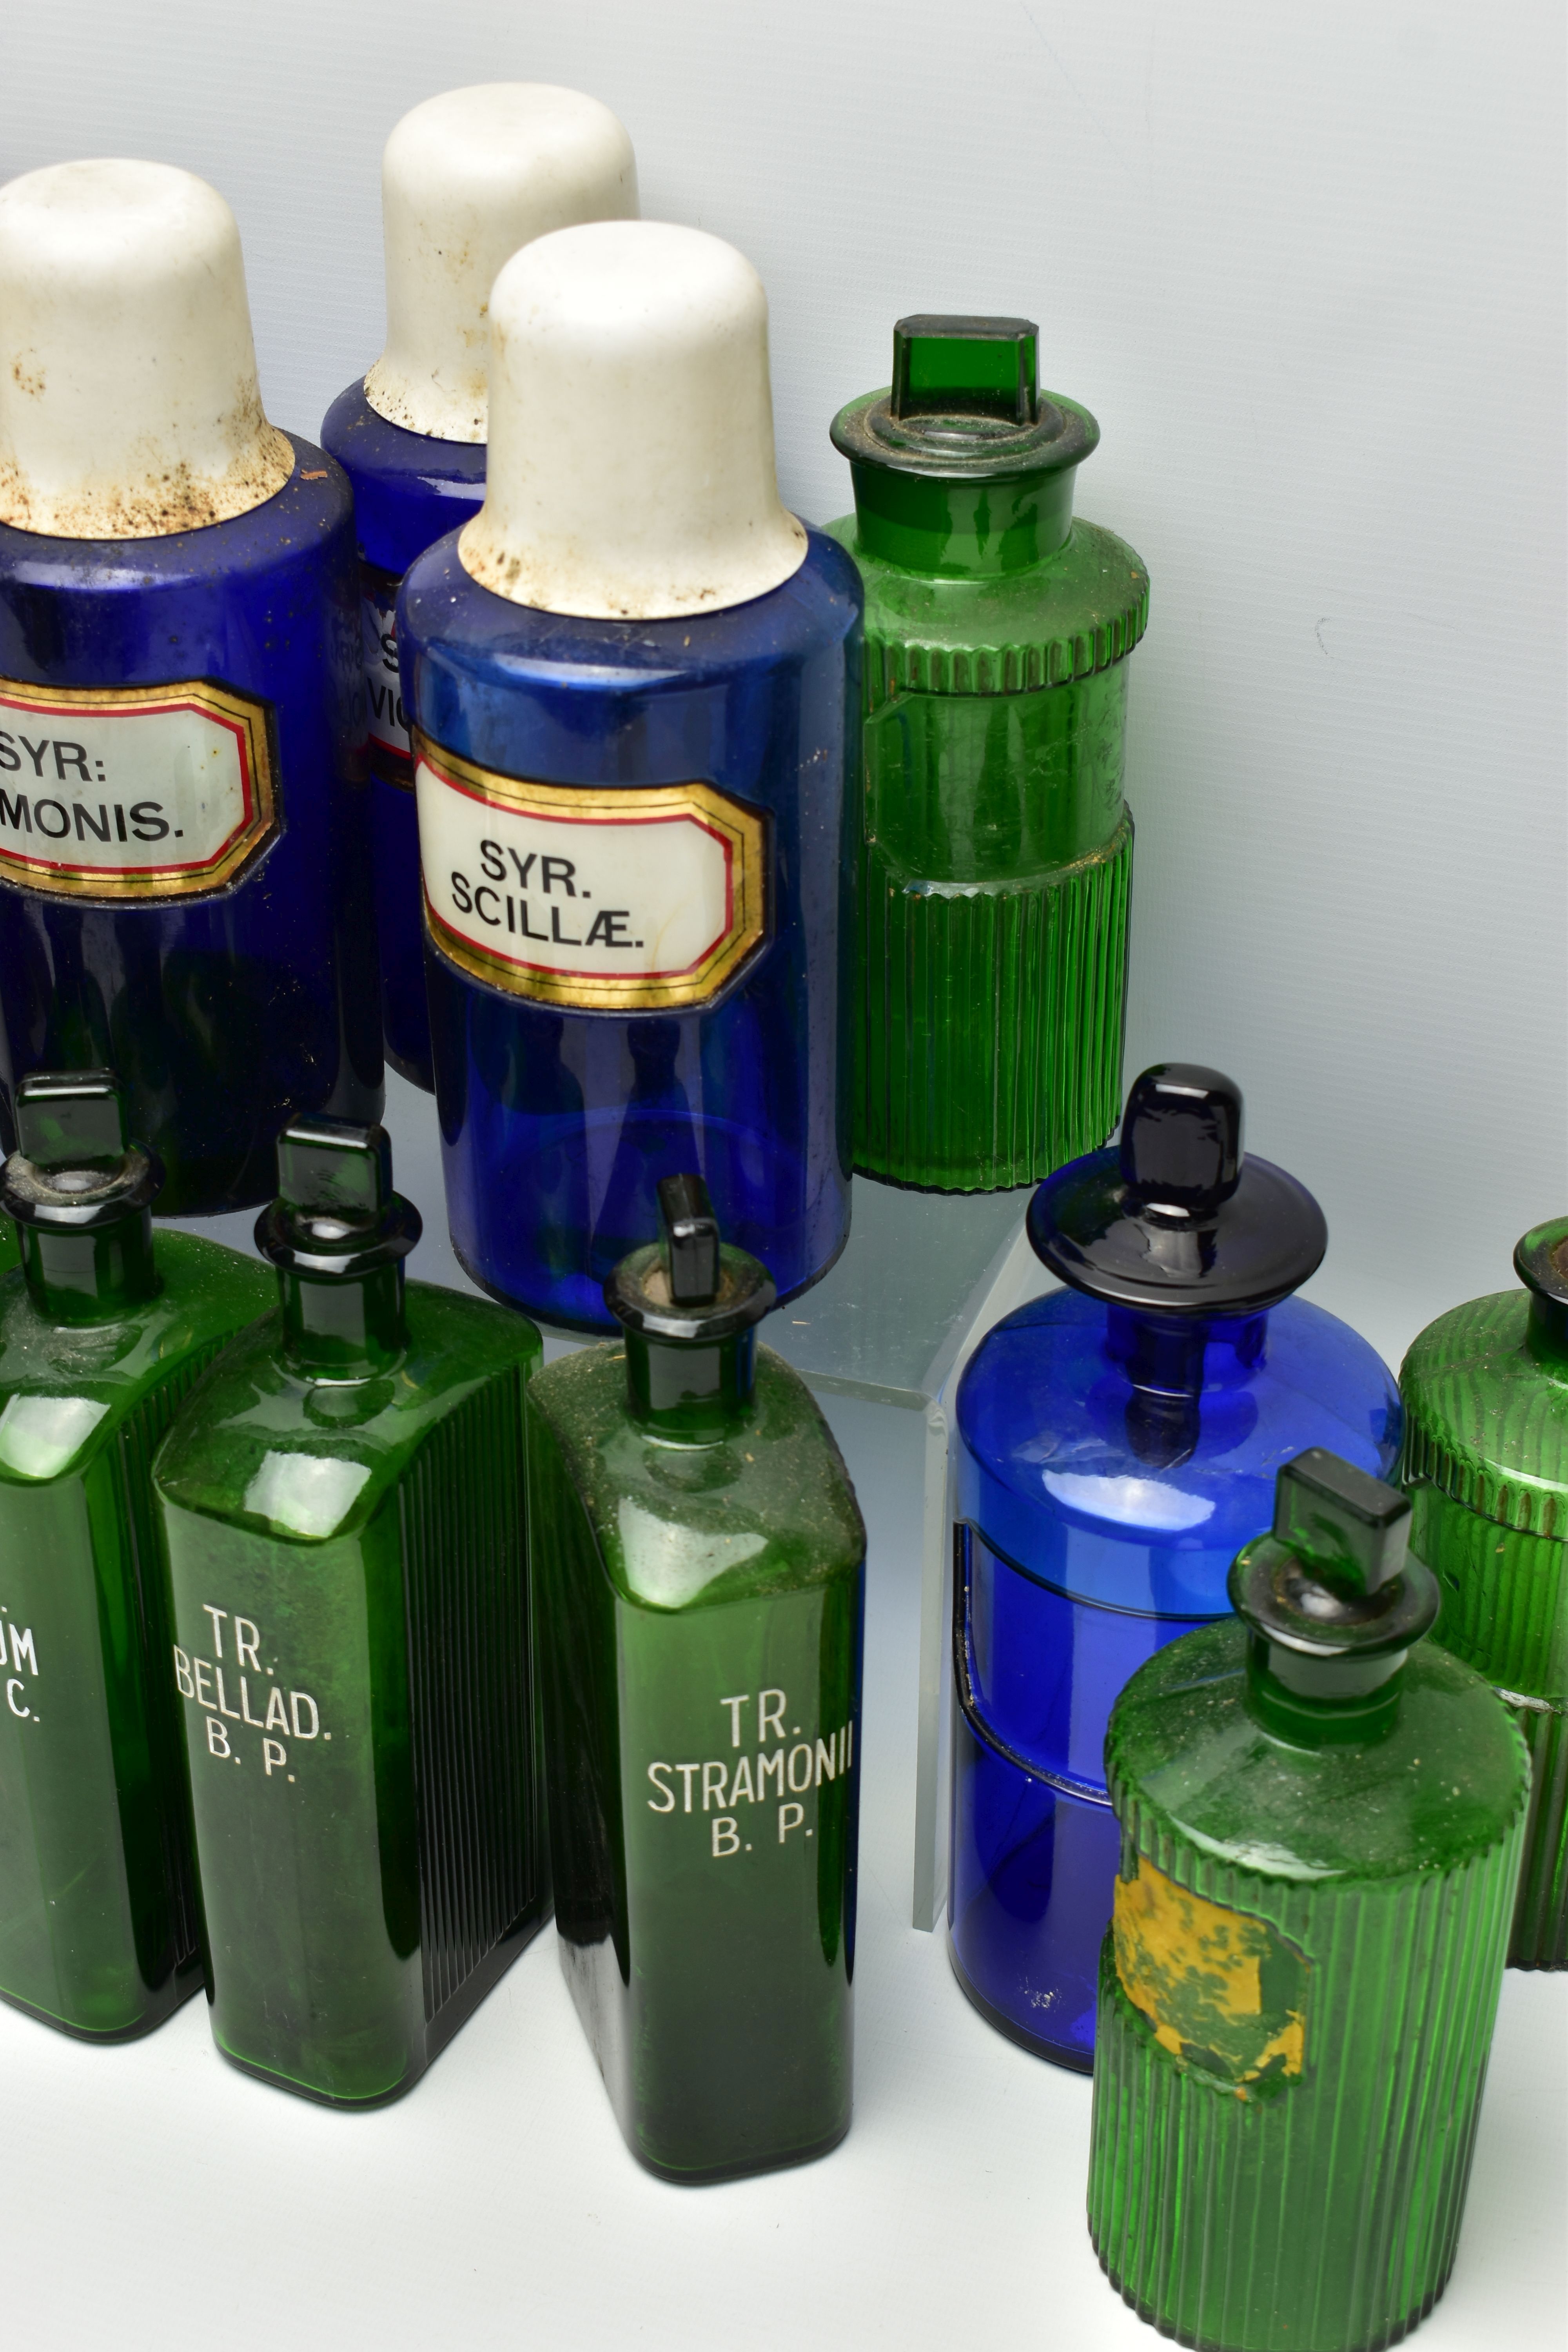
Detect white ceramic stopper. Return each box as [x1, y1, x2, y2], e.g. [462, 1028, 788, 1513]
[461, 221, 807, 621]
[0, 160, 292, 540]
[365, 84, 638, 443]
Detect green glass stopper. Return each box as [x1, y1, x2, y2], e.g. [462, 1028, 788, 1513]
[889, 315, 1039, 427]
[16, 1069, 131, 1176]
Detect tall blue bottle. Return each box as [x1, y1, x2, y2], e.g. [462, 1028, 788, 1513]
[399, 221, 858, 1330]
[949, 1064, 1401, 2069]
[321, 84, 638, 1090]
[0, 162, 380, 1214]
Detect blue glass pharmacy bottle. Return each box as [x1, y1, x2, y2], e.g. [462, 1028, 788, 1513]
[0, 164, 380, 1214]
[401, 539, 859, 1333]
[320, 391, 485, 1092]
[949, 1063, 1401, 2071]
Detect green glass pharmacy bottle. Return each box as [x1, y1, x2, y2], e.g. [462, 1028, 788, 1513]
[1088, 1450, 1528, 2352]
[0, 1071, 270, 2041]
[528, 1174, 866, 2182]
[828, 316, 1147, 1191]
[1401, 1216, 1568, 1967]
[153, 1116, 546, 2107]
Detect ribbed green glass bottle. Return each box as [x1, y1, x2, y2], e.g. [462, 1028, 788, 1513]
[1088, 1449, 1528, 2352]
[0, 1071, 271, 2040]
[154, 1116, 546, 2106]
[528, 1174, 866, 2182]
[1400, 1216, 1568, 1967]
[828, 315, 1147, 1191]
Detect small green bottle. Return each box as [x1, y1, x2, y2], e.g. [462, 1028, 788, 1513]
[154, 1116, 546, 2106]
[528, 1174, 866, 2181]
[829, 315, 1147, 1191]
[0, 1071, 271, 2040]
[1401, 1216, 1568, 1967]
[1088, 1450, 1528, 2352]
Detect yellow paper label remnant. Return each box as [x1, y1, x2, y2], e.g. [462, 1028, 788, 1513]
[1113, 1855, 1308, 2096]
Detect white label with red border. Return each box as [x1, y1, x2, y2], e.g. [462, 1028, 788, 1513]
[0, 676, 277, 901]
[414, 734, 766, 1012]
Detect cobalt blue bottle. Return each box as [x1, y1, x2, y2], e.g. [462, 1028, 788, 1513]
[321, 85, 638, 1090]
[949, 1063, 1401, 2070]
[0, 161, 380, 1215]
[400, 221, 857, 1330]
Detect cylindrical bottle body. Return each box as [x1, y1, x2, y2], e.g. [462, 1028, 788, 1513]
[1089, 1619, 1528, 2352]
[402, 530, 859, 1330]
[0, 448, 381, 1212]
[830, 515, 1143, 1192]
[321, 388, 487, 1090]
[1401, 1284, 1568, 1969]
[949, 1289, 1401, 2069]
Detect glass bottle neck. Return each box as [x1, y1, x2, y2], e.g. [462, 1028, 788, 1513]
[279, 1263, 406, 1379]
[1106, 1304, 1269, 1469]
[1243, 1632, 1406, 1748]
[21, 1209, 159, 1324]
[849, 460, 1077, 576]
[1526, 1290, 1568, 1369]
[624, 1327, 755, 1442]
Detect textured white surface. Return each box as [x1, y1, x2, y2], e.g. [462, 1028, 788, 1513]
[0, 159, 290, 535]
[366, 83, 637, 442]
[462, 220, 806, 617]
[1, 7, 1564, 2343]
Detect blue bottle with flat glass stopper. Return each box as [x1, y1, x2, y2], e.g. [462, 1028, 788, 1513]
[949, 1063, 1401, 2070]
[400, 221, 857, 1331]
[0, 162, 379, 1214]
[321, 85, 637, 1090]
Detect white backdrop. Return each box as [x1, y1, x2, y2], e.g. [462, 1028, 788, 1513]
[5, 0, 1564, 1372]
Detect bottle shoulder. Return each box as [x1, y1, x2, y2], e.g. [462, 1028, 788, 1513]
[0, 1238, 272, 1484]
[526, 1341, 865, 1612]
[1401, 1290, 1568, 1532]
[152, 1278, 540, 1542]
[1107, 1617, 1530, 1886]
[0, 440, 354, 603]
[826, 512, 1147, 688]
[319, 384, 487, 575]
[957, 1290, 1400, 1550]
[400, 524, 862, 706]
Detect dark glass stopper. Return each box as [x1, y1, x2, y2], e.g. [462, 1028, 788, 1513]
[257, 1117, 420, 1274]
[16, 1069, 130, 1175]
[1118, 1065, 1243, 1220]
[1271, 1448, 1410, 1599]
[890, 316, 1039, 426]
[659, 1172, 721, 1307]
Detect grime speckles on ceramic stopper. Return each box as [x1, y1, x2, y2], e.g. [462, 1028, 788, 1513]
[0, 159, 292, 539]
[364, 84, 639, 443]
[459, 220, 808, 621]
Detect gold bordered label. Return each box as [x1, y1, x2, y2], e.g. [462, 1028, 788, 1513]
[1113, 1856, 1309, 2095]
[414, 732, 767, 1011]
[0, 676, 277, 901]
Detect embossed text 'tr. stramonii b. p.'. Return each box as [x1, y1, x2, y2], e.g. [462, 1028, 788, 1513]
[154, 1116, 546, 2107]
[398, 219, 861, 1330]
[0, 162, 380, 1212]
[528, 1174, 866, 2181]
[1088, 1450, 1528, 2352]
[321, 84, 638, 1092]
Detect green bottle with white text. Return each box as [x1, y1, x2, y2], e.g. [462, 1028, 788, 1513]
[154, 1116, 546, 2106]
[528, 1174, 865, 2181]
[0, 1072, 270, 2041]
